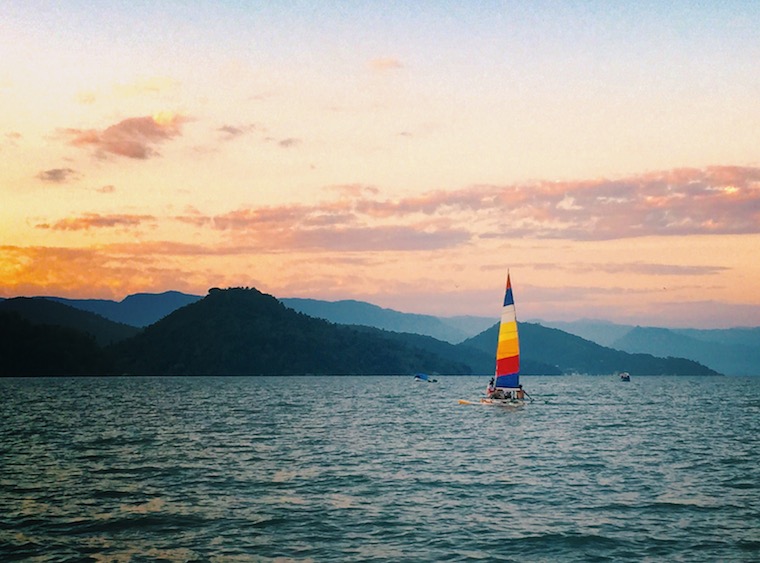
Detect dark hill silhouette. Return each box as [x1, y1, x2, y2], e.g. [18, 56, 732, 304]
[0, 312, 113, 376]
[463, 322, 720, 376]
[46, 291, 202, 327]
[347, 324, 497, 374]
[112, 287, 474, 375]
[0, 297, 139, 345]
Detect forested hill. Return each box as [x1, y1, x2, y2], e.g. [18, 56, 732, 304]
[0, 297, 139, 345]
[463, 322, 720, 376]
[0, 312, 113, 376]
[111, 287, 474, 375]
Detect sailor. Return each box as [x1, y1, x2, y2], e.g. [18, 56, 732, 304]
[516, 385, 525, 400]
[487, 377, 496, 396]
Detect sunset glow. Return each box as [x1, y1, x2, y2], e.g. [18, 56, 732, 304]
[2, 1, 759, 328]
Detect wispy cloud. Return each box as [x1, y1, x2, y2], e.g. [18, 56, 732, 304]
[36, 168, 80, 183]
[36, 213, 155, 231]
[60, 112, 189, 159]
[217, 123, 260, 140]
[369, 57, 404, 71]
[112, 77, 180, 98]
[532, 261, 729, 276]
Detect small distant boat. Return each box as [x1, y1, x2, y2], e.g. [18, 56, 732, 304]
[414, 373, 438, 383]
[459, 271, 530, 407]
[620, 372, 631, 382]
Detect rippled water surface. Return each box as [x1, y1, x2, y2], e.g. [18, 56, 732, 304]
[2, 375, 759, 562]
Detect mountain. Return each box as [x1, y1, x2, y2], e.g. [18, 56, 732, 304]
[281, 298, 493, 343]
[112, 287, 475, 375]
[541, 319, 760, 375]
[612, 327, 760, 376]
[0, 311, 114, 376]
[463, 322, 720, 376]
[45, 291, 202, 327]
[347, 324, 497, 374]
[2, 287, 721, 377]
[0, 297, 139, 345]
[537, 319, 634, 347]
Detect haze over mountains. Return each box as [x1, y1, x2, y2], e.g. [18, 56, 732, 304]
[1, 287, 744, 376]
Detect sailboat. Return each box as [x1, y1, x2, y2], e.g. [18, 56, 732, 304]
[479, 272, 527, 406]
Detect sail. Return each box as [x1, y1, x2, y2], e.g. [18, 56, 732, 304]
[495, 272, 520, 388]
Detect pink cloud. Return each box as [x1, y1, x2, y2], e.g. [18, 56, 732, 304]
[61, 113, 188, 159]
[160, 165, 760, 254]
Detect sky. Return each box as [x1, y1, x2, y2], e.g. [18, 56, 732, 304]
[2, 1, 759, 328]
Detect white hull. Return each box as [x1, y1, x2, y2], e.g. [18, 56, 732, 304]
[480, 398, 525, 407]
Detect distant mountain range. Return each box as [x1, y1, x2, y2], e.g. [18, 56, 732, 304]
[44, 291, 202, 328]
[0, 288, 722, 377]
[541, 320, 760, 376]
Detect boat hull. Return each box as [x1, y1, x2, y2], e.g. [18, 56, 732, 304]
[480, 398, 525, 407]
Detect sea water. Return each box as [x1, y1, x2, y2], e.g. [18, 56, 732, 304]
[1, 375, 758, 562]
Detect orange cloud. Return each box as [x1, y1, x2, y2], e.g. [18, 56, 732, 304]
[61, 113, 189, 159]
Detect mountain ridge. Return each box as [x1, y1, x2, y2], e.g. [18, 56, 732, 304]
[2, 288, 721, 377]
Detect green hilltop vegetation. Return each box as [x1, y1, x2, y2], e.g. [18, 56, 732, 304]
[1, 287, 721, 377]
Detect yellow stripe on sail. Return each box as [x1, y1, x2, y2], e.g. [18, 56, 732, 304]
[497, 319, 519, 359]
[497, 338, 519, 358]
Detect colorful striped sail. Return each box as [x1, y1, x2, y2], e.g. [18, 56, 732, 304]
[495, 272, 520, 388]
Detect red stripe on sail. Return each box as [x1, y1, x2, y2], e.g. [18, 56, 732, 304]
[496, 355, 519, 376]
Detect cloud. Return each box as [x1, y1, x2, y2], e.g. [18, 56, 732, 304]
[61, 112, 189, 159]
[0, 244, 206, 299]
[36, 213, 156, 231]
[112, 77, 180, 98]
[217, 123, 259, 140]
[148, 165, 760, 255]
[262, 136, 301, 148]
[345, 165, 760, 241]
[36, 168, 80, 183]
[192, 203, 470, 252]
[278, 137, 301, 148]
[532, 261, 728, 276]
[369, 58, 404, 71]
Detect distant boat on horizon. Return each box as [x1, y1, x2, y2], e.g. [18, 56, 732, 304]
[414, 373, 438, 383]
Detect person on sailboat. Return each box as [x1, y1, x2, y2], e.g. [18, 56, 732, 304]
[516, 385, 525, 400]
[486, 377, 496, 397]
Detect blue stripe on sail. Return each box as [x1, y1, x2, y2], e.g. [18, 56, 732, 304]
[503, 286, 514, 307]
[495, 373, 519, 388]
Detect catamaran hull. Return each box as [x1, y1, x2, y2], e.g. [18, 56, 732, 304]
[458, 398, 525, 407]
[480, 398, 525, 407]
